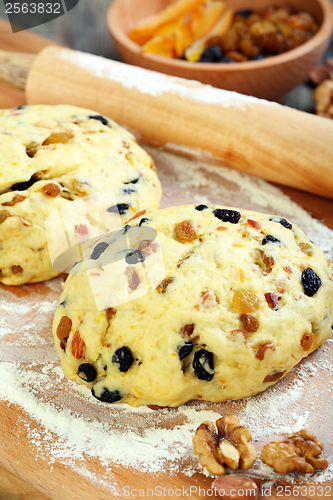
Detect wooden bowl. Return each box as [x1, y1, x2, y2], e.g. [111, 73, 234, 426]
[107, 0, 333, 101]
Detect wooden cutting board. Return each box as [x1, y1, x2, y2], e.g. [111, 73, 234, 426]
[0, 18, 333, 500]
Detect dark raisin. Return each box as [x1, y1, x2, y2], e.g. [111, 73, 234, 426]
[90, 242, 109, 260]
[88, 115, 108, 126]
[252, 53, 265, 60]
[178, 342, 193, 360]
[219, 56, 235, 63]
[107, 203, 130, 215]
[139, 218, 150, 226]
[213, 209, 241, 224]
[200, 46, 223, 62]
[123, 188, 136, 194]
[16, 105, 25, 110]
[195, 204, 209, 211]
[112, 347, 134, 372]
[11, 176, 37, 191]
[124, 178, 140, 185]
[91, 387, 122, 403]
[302, 268, 321, 297]
[235, 8, 254, 18]
[123, 224, 131, 233]
[270, 217, 292, 230]
[193, 349, 214, 381]
[262, 235, 280, 245]
[77, 363, 97, 382]
[60, 338, 67, 351]
[125, 250, 146, 265]
[156, 277, 175, 293]
[59, 299, 67, 307]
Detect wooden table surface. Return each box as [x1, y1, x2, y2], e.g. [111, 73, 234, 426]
[0, 10, 333, 500]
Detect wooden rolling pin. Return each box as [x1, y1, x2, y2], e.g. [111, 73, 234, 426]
[1, 45, 333, 199]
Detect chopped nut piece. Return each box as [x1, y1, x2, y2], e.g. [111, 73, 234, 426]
[261, 430, 328, 474]
[264, 371, 285, 383]
[212, 475, 259, 500]
[264, 292, 278, 309]
[193, 415, 257, 475]
[156, 277, 175, 293]
[71, 330, 85, 359]
[35, 120, 58, 129]
[125, 267, 140, 291]
[201, 290, 219, 308]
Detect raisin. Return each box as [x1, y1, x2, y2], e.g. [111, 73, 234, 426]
[265, 292, 278, 309]
[262, 235, 280, 245]
[193, 349, 214, 381]
[11, 176, 37, 191]
[56, 316, 72, 341]
[256, 249, 275, 273]
[180, 324, 195, 337]
[123, 188, 136, 194]
[213, 209, 241, 224]
[0, 210, 11, 224]
[124, 178, 140, 185]
[107, 203, 130, 215]
[12, 265, 23, 274]
[42, 132, 72, 145]
[59, 299, 67, 307]
[270, 217, 292, 229]
[139, 218, 150, 226]
[178, 341, 193, 360]
[156, 277, 175, 293]
[241, 314, 259, 332]
[42, 183, 60, 197]
[112, 347, 134, 372]
[77, 363, 97, 382]
[302, 268, 321, 297]
[200, 46, 223, 62]
[300, 332, 317, 351]
[88, 115, 108, 126]
[125, 250, 146, 265]
[90, 242, 109, 260]
[60, 338, 67, 351]
[235, 9, 254, 19]
[125, 267, 140, 291]
[3, 194, 25, 206]
[91, 387, 122, 403]
[26, 143, 38, 158]
[195, 204, 209, 211]
[105, 307, 116, 321]
[233, 290, 259, 313]
[264, 371, 285, 383]
[256, 343, 276, 360]
[174, 220, 197, 243]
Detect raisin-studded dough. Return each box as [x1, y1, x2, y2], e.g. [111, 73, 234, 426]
[53, 205, 333, 407]
[0, 105, 162, 285]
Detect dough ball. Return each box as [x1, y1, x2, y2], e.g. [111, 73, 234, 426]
[0, 105, 162, 284]
[52, 205, 333, 407]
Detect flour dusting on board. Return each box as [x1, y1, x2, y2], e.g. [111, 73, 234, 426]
[0, 148, 332, 493]
[58, 49, 276, 109]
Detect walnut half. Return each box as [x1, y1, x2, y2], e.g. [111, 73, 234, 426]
[261, 430, 328, 474]
[193, 415, 257, 475]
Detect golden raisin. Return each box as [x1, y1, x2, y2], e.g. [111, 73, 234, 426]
[174, 220, 197, 243]
[299, 242, 313, 256]
[26, 143, 38, 158]
[3, 194, 25, 206]
[156, 277, 175, 293]
[56, 316, 72, 341]
[12, 265, 23, 274]
[125, 267, 140, 291]
[42, 132, 73, 146]
[233, 290, 259, 313]
[256, 249, 275, 273]
[301, 332, 317, 352]
[0, 210, 10, 224]
[42, 183, 61, 197]
[220, 29, 239, 53]
[256, 343, 276, 360]
[241, 314, 259, 332]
